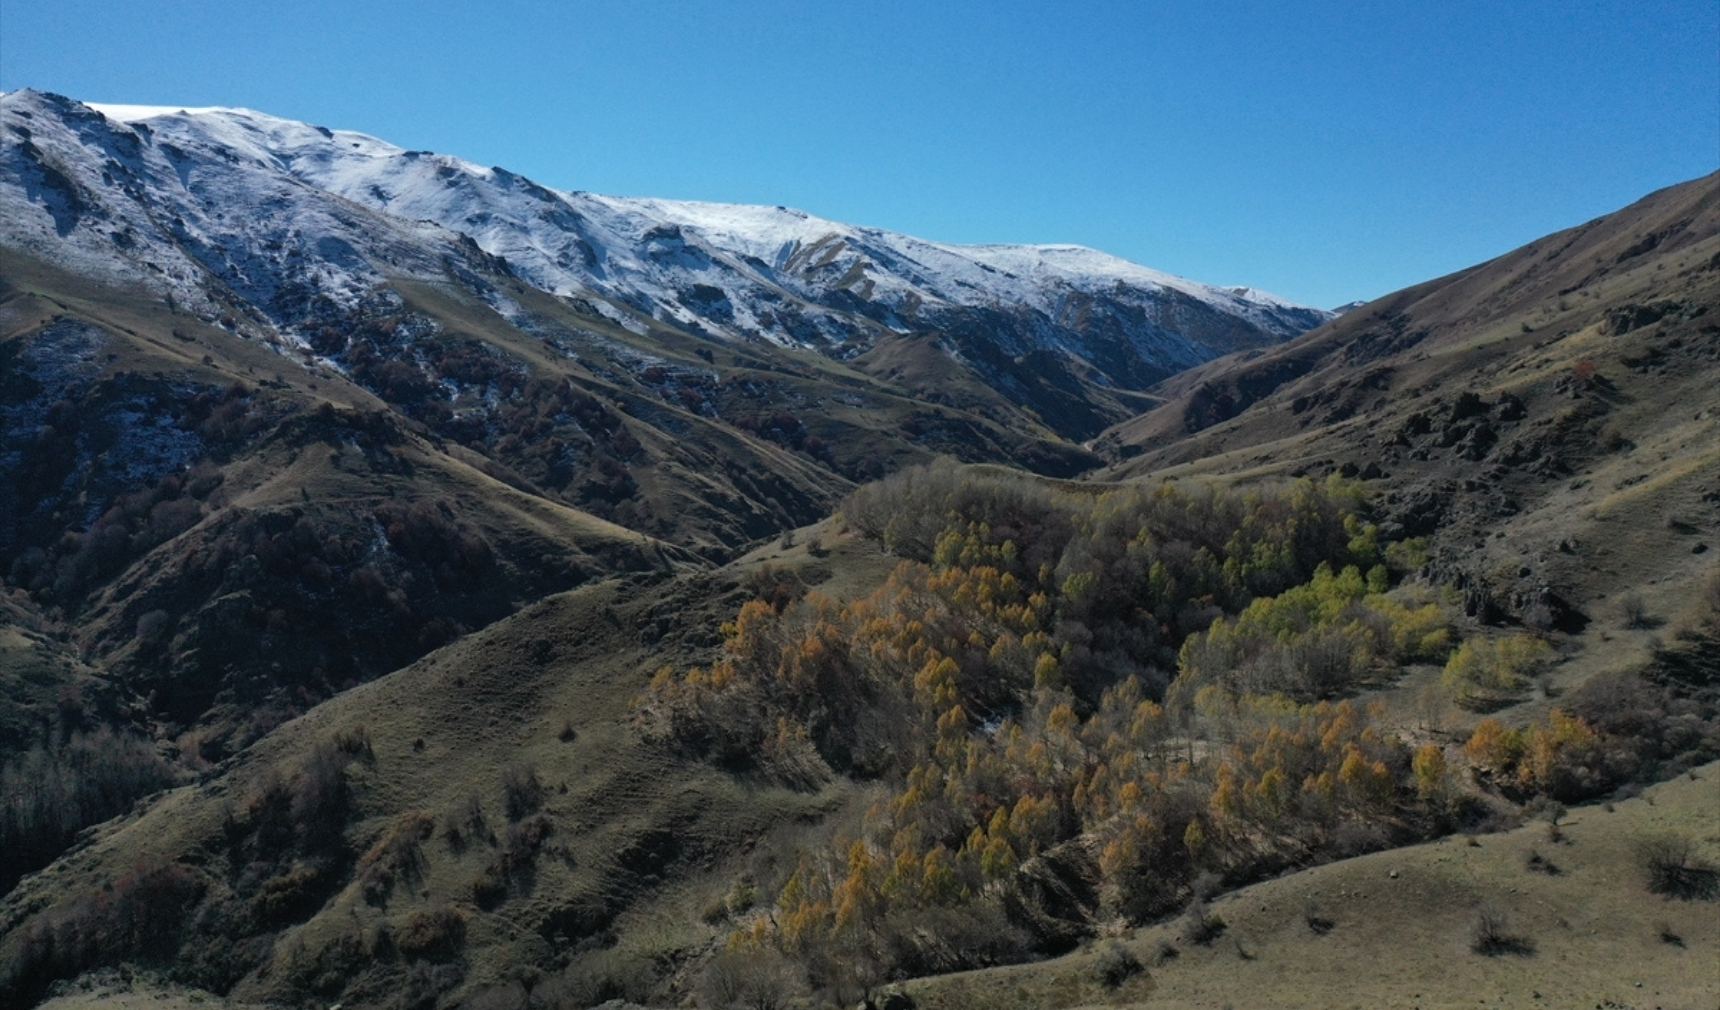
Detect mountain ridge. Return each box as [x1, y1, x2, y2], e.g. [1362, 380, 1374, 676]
[5, 89, 1329, 415]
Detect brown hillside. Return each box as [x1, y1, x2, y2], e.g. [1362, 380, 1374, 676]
[1096, 171, 1720, 634]
[5, 175, 1720, 1010]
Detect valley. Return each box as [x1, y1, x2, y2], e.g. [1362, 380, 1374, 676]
[1, 90, 1716, 1009]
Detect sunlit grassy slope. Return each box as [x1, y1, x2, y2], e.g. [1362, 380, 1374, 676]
[906, 762, 1719, 1010]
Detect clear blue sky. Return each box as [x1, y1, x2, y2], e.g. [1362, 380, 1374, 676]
[3, 0, 1716, 308]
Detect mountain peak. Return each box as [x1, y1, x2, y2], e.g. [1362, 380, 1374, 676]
[4, 92, 1333, 432]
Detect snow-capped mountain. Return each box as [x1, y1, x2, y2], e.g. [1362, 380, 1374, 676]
[3, 90, 1328, 405]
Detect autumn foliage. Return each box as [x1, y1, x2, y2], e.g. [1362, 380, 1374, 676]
[637, 466, 1458, 974]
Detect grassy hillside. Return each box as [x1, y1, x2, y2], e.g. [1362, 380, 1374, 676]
[3, 174, 1719, 1009]
[4, 459, 1714, 1007]
[905, 761, 1720, 1010]
[1095, 172, 1720, 643]
[0, 225, 1113, 892]
[0, 525, 902, 1006]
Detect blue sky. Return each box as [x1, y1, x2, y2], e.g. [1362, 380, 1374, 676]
[2, 1, 1715, 308]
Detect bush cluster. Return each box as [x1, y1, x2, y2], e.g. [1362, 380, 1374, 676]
[4, 858, 204, 1002]
[1440, 634, 1550, 710]
[639, 464, 1450, 984]
[0, 728, 177, 893]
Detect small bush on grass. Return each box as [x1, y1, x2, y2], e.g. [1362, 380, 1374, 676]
[501, 763, 543, 821]
[394, 904, 467, 961]
[249, 863, 325, 924]
[356, 810, 434, 905]
[1525, 797, 1566, 827]
[1469, 902, 1534, 956]
[1618, 592, 1652, 630]
[1182, 899, 1226, 946]
[1639, 834, 1719, 900]
[1524, 849, 1560, 876]
[1094, 940, 1143, 987]
[1302, 898, 1334, 935]
[470, 868, 506, 909]
[443, 792, 487, 851]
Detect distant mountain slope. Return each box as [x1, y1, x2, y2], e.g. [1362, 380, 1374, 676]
[1096, 169, 1720, 631]
[2, 90, 1328, 447]
[81, 98, 1326, 353]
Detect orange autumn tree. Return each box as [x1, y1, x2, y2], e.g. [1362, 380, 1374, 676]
[636, 465, 1443, 965]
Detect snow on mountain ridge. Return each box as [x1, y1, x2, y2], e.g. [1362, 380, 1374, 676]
[8, 90, 1331, 402]
[3, 91, 499, 355]
[81, 98, 1323, 333]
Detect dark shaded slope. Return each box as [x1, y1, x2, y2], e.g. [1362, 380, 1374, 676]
[0, 535, 895, 1008]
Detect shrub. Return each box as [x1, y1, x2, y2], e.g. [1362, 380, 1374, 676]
[250, 863, 325, 923]
[290, 740, 357, 848]
[135, 608, 173, 646]
[394, 904, 467, 961]
[1182, 899, 1226, 945]
[1441, 634, 1550, 709]
[471, 868, 506, 909]
[725, 876, 759, 916]
[1525, 797, 1566, 826]
[696, 948, 806, 1010]
[1094, 940, 1144, 987]
[443, 793, 486, 850]
[746, 564, 808, 613]
[399, 960, 464, 1010]
[356, 811, 434, 904]
[1302, 898, 1334, 935]
[499, 813, 552, 869]
[332, 722, 373, 758]
[1468, 902, 1534, 956]
[1638, 834, 1719, 900]
[1524, 849, 1560, 875]
[1618, 592, 1652, 629]
[501, 763, 543, 821]
[869, 901, 1031, 978]
[470, 813, 553, 909]
[539, 950, 658, 1008]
